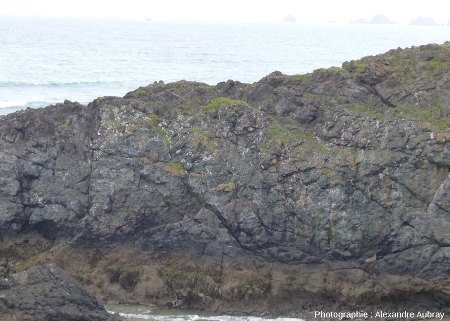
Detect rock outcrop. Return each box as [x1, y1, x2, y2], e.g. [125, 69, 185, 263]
[0, 264, 123, 321]
[0, 43, 449, 314]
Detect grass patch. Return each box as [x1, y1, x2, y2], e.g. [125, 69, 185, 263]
[189, 128, 218, 152]
[188, 128, 208, 136]
[426, 57, 450, 76]
[388, 103, 450, 131]
[155, 126, 170, 147]
[263, 121, 327, 153]
[59, 123, 70, 130]
[291, 74, 306, 80]
[129, 124, 140, 132]
[168, 162, 184, 171]
[174, 100, 203, 117]
[200, 97, 248, 110]
[316, 67, 347, 73]
[131, 89, 147, 98]
[204, 85, 220, 96]
[162, 162, 186, 175]
[348, 104, 384, 122]
[305, 93, 323, 99]
[106, 119, 121, 126]
[15, 254, 49, 272]
[321, 168, 342, 184]
[147, 114, 160, 123]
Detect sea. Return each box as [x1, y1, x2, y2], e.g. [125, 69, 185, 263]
[105, 304, 305, 321]
[1, 16, 450, 116]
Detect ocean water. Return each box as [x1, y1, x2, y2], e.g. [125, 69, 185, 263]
[106, 304, 305, 321]
[0, 16, 449, 115]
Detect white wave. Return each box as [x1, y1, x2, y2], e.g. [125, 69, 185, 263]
[117, 312, 155, 320]
[114, 312, 304, 321]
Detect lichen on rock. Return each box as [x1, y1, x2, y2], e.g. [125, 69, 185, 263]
[1, 43, 450, 315]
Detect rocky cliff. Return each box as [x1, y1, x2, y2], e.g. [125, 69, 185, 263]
[0, 43, 449, 314]
[0, 264, 123, 321]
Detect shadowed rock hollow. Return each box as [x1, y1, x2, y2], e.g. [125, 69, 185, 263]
[0, 43, 449, 315]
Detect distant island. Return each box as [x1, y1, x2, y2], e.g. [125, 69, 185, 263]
[351, 14, 396, 24]
[410, 16, 438, 25]
[283, 14, 297, 22]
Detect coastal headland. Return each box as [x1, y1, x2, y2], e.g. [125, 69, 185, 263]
[1, 43, 449, 318]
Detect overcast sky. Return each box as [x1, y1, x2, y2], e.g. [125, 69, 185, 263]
[2, 0, 450, 24]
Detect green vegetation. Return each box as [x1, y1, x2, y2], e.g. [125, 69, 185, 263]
[146, 113, 160, 123]
[155, 126, 170, 147]
[96, 97, 107, 103]
[145, 113, 172, 146]
[174, 97, 248, 118]
[168, 162, 184, 171]
[200, 97, 248, 110]
[144, 113, 171, 146]
[321, 168, 342, 184]
[174, 100, 203, 117]
[129, 124, 140, 132]
[188, 127, 208, 136]
[166, 81, 187, 89]
[189, 128, 218, 152]
[291, 74, 306, 80]
[305, 93, 323, 99]
[263, 120, 327, 153]
[106, 119, 121, 126]
[266, 123, 300, 146]
[59, 123, 70, 130]
[348, 104, 384, 122]
[388, 100, 450, 132]
[347, 59, 369, 73]
[426, 57, 450, 76]
[316, 67, 347, 73]
[328, 67, 346, 73]
[204, 85, 220, 96]
[131, 89, 147, 98]
[15, 254, 48, 272]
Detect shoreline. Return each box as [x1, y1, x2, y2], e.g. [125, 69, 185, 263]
[1, 43, 449, 320]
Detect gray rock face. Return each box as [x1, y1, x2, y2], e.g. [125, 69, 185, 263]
[0, 264, 123, 321]
[0, 43, 450, 311]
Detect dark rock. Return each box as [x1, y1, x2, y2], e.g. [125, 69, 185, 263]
[1, 43, 450, 313]
[0, 264, 123, 321]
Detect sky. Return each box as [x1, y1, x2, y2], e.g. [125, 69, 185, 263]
[2, 0, 450, 24]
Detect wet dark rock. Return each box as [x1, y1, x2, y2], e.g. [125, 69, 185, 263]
[0, 264, 123, 321]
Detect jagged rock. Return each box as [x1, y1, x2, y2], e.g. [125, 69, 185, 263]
[0, 264, 123, 321]
[0, 43, 450, 313]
